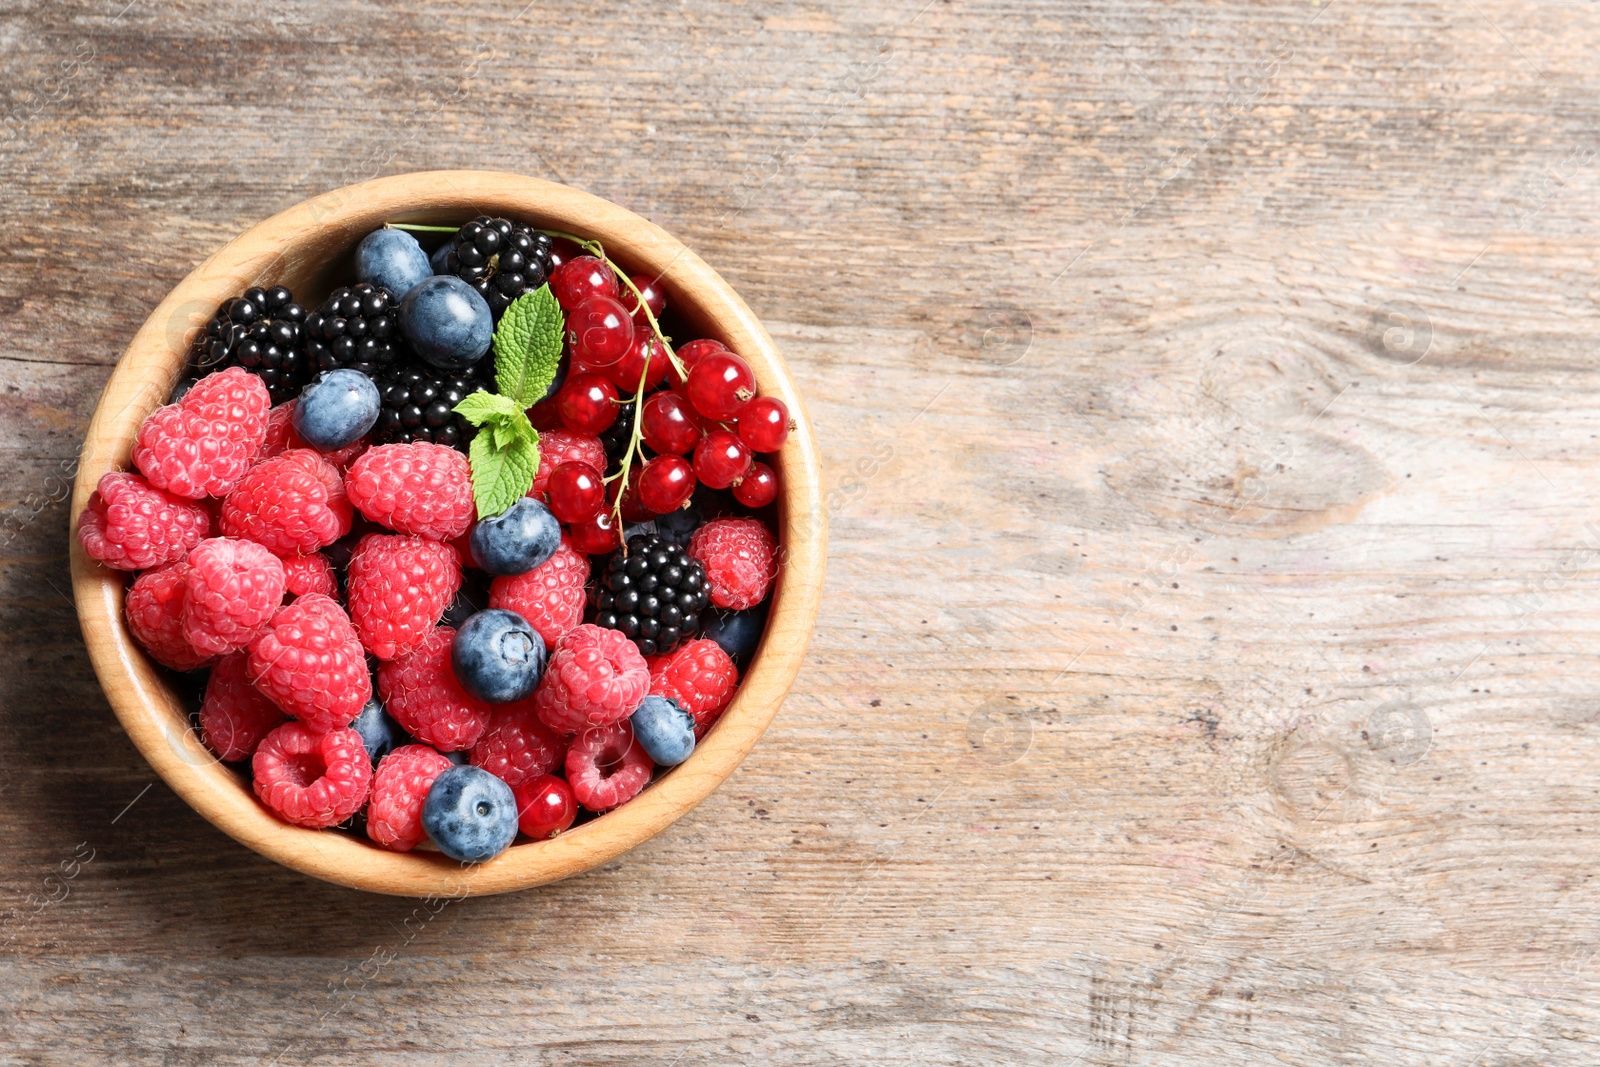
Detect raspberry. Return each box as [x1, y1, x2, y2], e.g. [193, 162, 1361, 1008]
[77, 471, 210, 571]
[125, 562, 215, 671]
[377, 626, 492, 751]
[366, 744, 454, 852]
[199, 652, 286, 761]
[221, 449, 352, 557]
[488, 537, 589, 648]
[133, 367, 270, 499]
[344, 442, 474, 541]
[531, 430, 606, 496]
[346, 533, 462, 660]
[282, 552, 337, 599]
[533, 624, 650, 734]
[688, 516, 777, 610]
[470, 700, 567, 789]
[565, 721, 653, 812]
[247, 593, 371, 732]
[257, 402, 368, 468]
[649, 639, 738, 739]
[181, 538, 286, 656]
[251, 721, 371, 828]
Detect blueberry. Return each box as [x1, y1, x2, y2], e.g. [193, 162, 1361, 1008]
[451, 609, 546, 703]
[293, 368, 380, 450]
[654, 495, 712, 547]
[470, 497, 561, 576]
[351, 697, 406, 765]
[703, 606, 767, 668]
[421, 765, 518, 863]
[622, 520, 657, 544]
[399, 275, 493, 371]
[442, 748, 468, 765]
[629, 694, 696, 766]
[356, 228, 432, 300]
[429, 240, 452, 275]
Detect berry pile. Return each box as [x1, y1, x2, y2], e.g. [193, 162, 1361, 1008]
[87, 217, 790, 865]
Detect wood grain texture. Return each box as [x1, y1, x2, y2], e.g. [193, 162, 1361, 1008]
[4, 0, 1600, 1062]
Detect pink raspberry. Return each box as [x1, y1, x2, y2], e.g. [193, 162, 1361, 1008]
[687, 517, 778, 610]
[281, 552, 337, 599]
[133, 367, 270, 498]
[533, 624, 650, 734]
[470, 700, 567, 788]
[221, 449, 352, 557]
[344, 442, 474, 541]
[346, 533, 462, 660]
[366, 744, 454, 852]
[649, 639, 739, 739]
[257, 402, 368, 468]
[565, 721, 653, 812]
[531, 430, 606, 495]
[489, 537, 589, 648]
[77, 471, 210, 572]
[252, 721, 372, 828]
[199, 652, 286, 761]
[181, 538, 286, 656]
[247, 593, 371, 732]
[377, 627, 492, 751]
[125, 562, 215, 671]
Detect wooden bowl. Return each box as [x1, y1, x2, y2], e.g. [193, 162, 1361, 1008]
[68, 171, 826, 897]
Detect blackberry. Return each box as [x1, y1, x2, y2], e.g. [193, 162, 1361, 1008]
[599, 396, 640, 474]
[189, 285, 310, 404]
[372, 364, 489, 451]
[592, 533, 710, 657]
[305, 283, 408, 377]
[446, 217, 554, 316]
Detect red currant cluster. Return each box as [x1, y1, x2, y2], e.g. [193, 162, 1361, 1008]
[529, 241, 792, 555]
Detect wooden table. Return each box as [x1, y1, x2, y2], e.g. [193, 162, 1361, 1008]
[4, 1, 1598, 1062]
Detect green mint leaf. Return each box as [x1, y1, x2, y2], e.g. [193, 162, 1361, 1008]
[467, 414, 540, 519]
[454, 389, 524, 427]
[493, 285, 565, 409]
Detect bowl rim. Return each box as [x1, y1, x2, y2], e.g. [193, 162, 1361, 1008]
[69, 170, 826, 897]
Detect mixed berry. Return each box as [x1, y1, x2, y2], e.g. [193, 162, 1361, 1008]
[83, 216, 792, 865]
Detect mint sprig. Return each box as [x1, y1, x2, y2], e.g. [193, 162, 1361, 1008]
[493, 284, 565, 409]
[454, 389, 540, 518]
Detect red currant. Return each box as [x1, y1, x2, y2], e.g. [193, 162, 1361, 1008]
[693, 429, 753, 489]
[527, 394, 564, 431]
[669, 338, 728, 387]
[567, 294, 635, 369]
[546, 460, 605, 523]
[636, 455, 695, 514]
[555, 373, 619, 434]
[549, 255, 619, 311]
[677, 338, 728, 365]
[622, 273, 666, 328]
[546, 237, 583, 273]
[568, 509, 623, 554]
[737, 395, 791, 453]
[604, 334, 670, 393]
[686, 350, 757, 421]
[514, 774, 577, 839]
[732, 461, 778, 508]
[641, 390, 702, 455]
